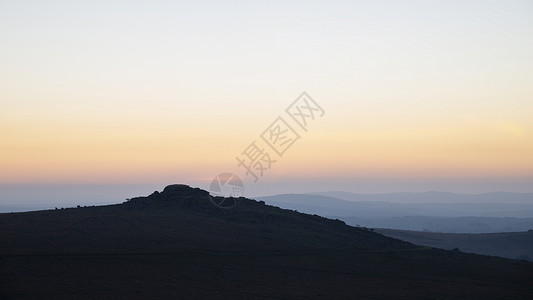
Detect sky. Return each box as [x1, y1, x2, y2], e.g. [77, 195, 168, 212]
[1, 1, 533, 205]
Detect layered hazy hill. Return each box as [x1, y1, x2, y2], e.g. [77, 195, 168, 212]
[258, 192, 533, 218]
[257, 193, 533, 233]
[1, 184, 532, 299]
[312, 191, 533, 204]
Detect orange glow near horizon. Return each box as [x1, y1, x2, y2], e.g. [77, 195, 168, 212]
[1, 1, 532, 189]
[2, 114, 532, 184]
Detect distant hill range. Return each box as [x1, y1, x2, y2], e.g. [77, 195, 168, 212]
[312, 191, 533, 204]
[1, 185, 532, 299]
[256, 193, 533, 233]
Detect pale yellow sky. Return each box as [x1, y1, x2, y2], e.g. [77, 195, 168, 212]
[1, 1, 532, 194]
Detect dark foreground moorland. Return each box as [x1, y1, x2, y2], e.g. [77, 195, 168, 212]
[1, 185, 532, 299]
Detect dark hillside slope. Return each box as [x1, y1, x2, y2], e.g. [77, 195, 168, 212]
[376, 228, 533, 261]
[1, 184, 532, 299]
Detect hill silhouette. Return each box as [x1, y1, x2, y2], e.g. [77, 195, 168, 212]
[1, 184, 532, 299]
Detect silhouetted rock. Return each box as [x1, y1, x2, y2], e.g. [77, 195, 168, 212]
[126, 184, 212, 209]
[161, 184, 208, 198]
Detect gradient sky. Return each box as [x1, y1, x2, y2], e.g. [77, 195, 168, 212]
[1, 1, 533, 201]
